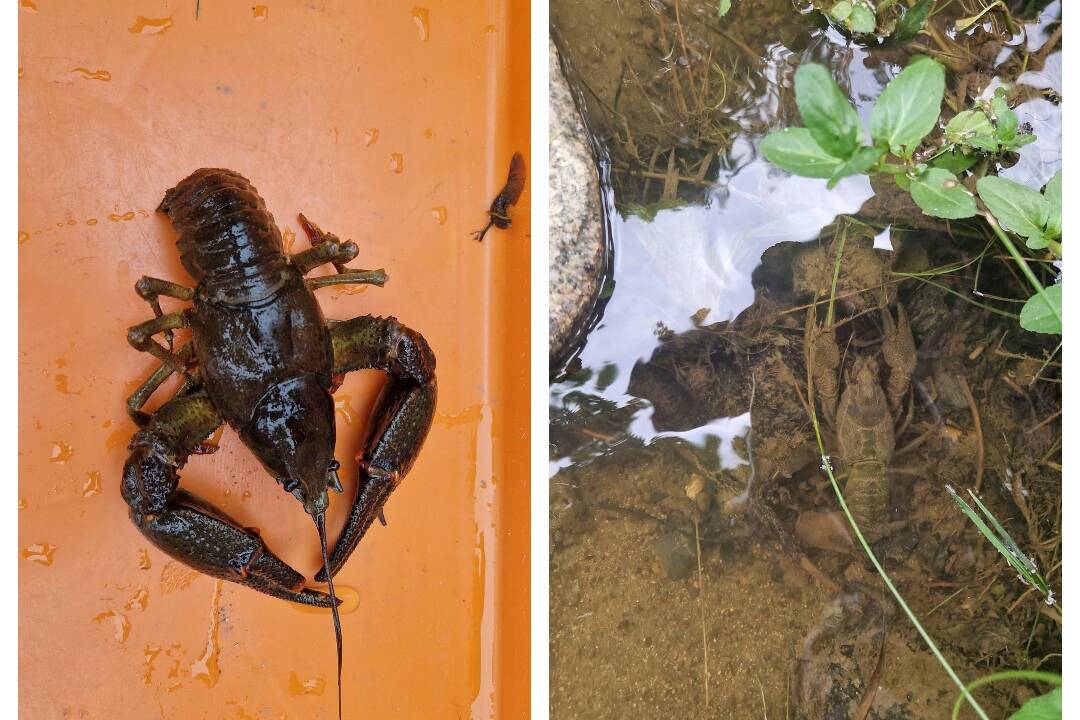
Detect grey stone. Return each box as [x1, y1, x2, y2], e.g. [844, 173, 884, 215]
[549, 38, 606, 366]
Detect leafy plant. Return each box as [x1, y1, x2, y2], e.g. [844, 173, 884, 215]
[822, 0, 933, 42]
[760, 59, 1061, 334]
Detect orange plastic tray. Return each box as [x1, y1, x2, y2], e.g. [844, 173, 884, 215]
[19, 2, 530, 717]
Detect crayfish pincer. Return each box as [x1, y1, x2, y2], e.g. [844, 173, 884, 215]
[121, 168, 437, 717]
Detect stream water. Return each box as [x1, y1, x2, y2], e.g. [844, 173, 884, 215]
[550, 1, 1062, 717]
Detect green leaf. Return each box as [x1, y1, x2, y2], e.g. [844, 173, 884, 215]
[930, 149, 978, 175]
[848, 5, 876, 33]
[870, 57, 945, 156]
[595, 363, 619, 391]
[977, 175, 1050, 243]
[1019, 284, 1062, 335]
[892, 0, 933, 43]
[894, 172, 911, 191]
[1010, 687, 1062, 720]
[829, 1, 853, 21]
[1043, 170, 1061, 239]
[910, 168, 977, 218]
[945, 110, 994, 146]
[794, 64, 861, 159]
[717, 0, 731, 17]
[827, 146, 884, 188]
[760, 128, 843, 178]
[992, 95, 1019, 140]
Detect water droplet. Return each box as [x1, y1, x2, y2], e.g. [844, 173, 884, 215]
[18, 498, 26, 509]
[423, 128, 434, 139]
[332, 283, 369, 296]
[435, 404, 483, 428]
[69, 67, 112, 82]
[125, 588, 150, 611]
[191, 580, 223, 687]
[106, 427, 129, 450]
[143, 645, 162, 684]
[17, 67, 24, 78]
[252, 5, 269, 20]
[431, 206, 448, 225]
[20, 0, 36, 12]
[411, 7, 430, 41]
[108, 211, 136, 222]
[49, 441, 73, 464]
[83, 471, 102, 497]
[287, 671, 326, 696]
[241, 490, 252, 501]
[362, 128, 379, 147]
[93, 610, 131, 643]
[389, 153, 404, 174]
[484, 23, 497, 33]
[129, 16, 173, 35]
[86, 218, 98, 225]
[160, 561, 199, 593]
[22, 542, 56, 565]
[138, 548, 152, 570]
[282, 226, 296, 252]
[54, 373, 70, 394]
[18, 231, 28, 244]
[334, 395, 356, 426]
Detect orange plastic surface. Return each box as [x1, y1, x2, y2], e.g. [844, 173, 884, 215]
[19, 2, 530, 718]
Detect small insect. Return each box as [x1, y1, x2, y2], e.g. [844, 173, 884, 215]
[472, 151, 526, 241]
[122, 168, 437, 718]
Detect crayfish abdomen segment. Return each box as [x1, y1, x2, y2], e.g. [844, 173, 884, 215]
[843, 463, 890, 532]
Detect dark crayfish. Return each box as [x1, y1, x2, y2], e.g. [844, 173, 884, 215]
[122, 168, 437, 717]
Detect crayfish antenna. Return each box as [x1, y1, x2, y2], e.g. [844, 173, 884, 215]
[315, 512, 343, 720]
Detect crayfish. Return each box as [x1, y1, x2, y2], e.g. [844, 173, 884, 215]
[122, 168, 437, 717]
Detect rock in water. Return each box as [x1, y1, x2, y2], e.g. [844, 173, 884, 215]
[549, 38, 606, 366]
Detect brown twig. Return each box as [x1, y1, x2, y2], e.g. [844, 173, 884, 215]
[1025, 409, 1061, 435]
[957, 377, 984, 492]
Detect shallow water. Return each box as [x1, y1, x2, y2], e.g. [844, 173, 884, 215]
[551, 1, 1061, 717]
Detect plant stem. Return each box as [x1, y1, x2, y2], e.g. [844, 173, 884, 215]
[807, 412, 991, 720]
[949, 670, 1061, 720]
[826, 224, 848, 326]
[984, 213, 1061, 326]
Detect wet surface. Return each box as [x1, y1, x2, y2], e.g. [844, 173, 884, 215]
[20, 3, 530, 718]
[550, 1, 1061, 717]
